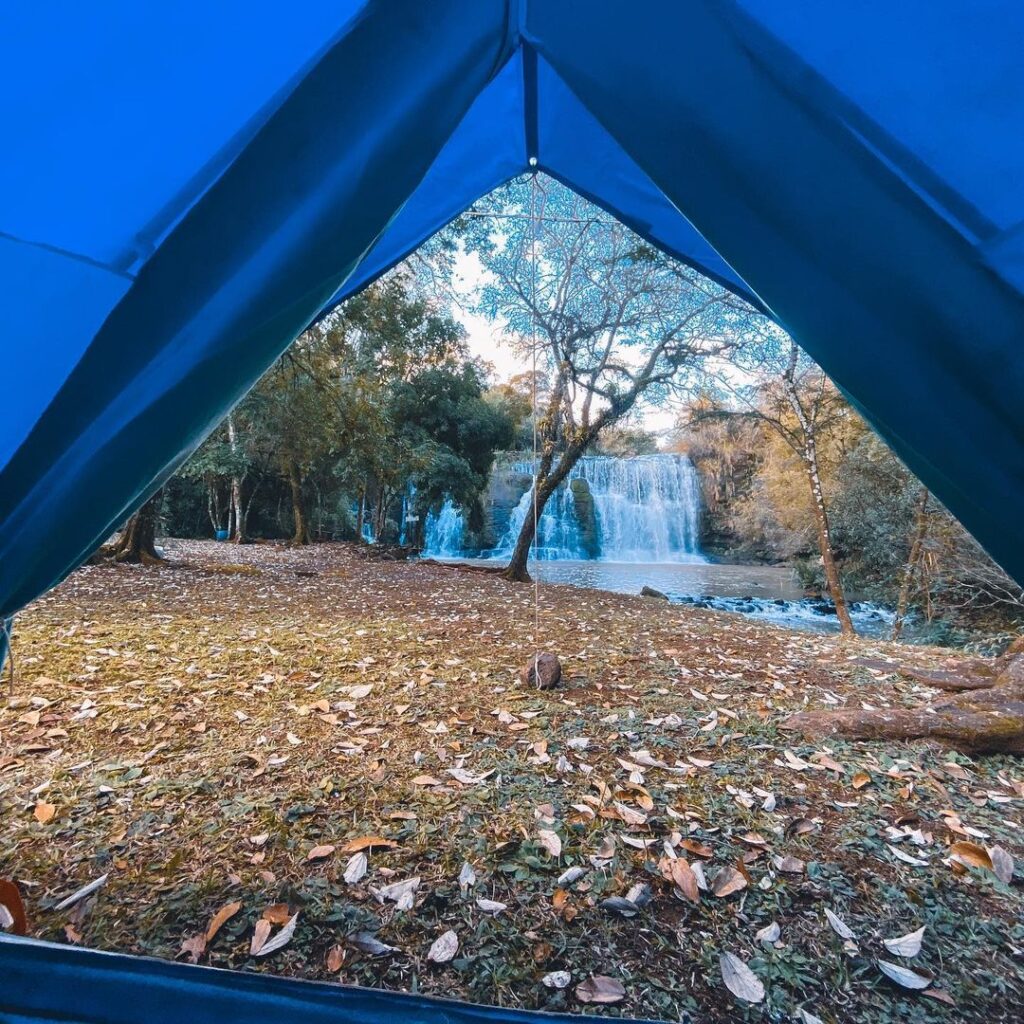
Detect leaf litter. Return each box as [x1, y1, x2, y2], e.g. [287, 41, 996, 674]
[2, 539, 1022, 1022]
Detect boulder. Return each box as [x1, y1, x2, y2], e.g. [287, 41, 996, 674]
[520, 652, 562, 690]
[640, 586, 669, 601]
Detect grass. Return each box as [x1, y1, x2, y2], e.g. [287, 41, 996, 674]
[1, 539, 1021, 1023]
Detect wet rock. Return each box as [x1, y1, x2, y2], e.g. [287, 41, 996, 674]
[520, 652, 562, 690]
[640, 586, 669, 601]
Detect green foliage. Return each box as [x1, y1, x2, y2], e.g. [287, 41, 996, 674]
[173, 271, 514, 545]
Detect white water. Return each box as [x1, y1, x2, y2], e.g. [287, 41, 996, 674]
[424, 454, 705, 562]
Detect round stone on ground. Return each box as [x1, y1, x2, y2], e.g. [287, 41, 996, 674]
[520, 652, 562, 690]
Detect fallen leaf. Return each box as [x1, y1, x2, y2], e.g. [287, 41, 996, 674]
[877, 959, 933, 990]
[774, 855, 805, 874]
[205, 901, 242, 943]
[427, 929, 459, 963]
[343, 851, 368, 884]
[756, 921, 780, 945]
[341, 835, 398, 853]
[949, 840, 993, 871]
[249, 919, 272, 955]
[262, 903, 292, 925]
[412, 775, 443, 787]
[0, 880, 27, 935]
[254, 913, 299, 956]
[459, 861, 477, 891]
[542, 970, 571, 989]
[824, 908, 856, 940]
[306, 844, 336, 862]
[989, 845, 1015, 884]
[712, 866, 748, 898]
[180, 933, 206, 963]
[666, 858, 700, 903]
[883, 925, 925, 958]
[475, 898, 507, 915]
[576, 975, 625, 1004]
[720, 952, 765, 1004]
[852, 771, 872, 789]
[600, 896, 639, 917]
[326, 944, 345, 972]
[537, 829, 562, 858]
[348, 930, 397, 956]
[33, 802, 56, 824]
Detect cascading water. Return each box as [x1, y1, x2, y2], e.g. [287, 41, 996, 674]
[424, 500, 465, 557]
[423, 454, 704, 562]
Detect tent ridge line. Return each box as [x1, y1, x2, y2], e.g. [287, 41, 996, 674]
[0, 230, 135, 282]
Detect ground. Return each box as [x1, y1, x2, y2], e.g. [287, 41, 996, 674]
[1, 541, 1022, 1023]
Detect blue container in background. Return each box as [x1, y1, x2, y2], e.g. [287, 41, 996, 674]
[215, 529, 229, 542]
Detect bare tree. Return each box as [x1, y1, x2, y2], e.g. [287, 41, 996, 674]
[714, 331, 857, 636]
[464, 177, 744, 582]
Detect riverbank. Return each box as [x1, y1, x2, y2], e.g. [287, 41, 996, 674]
[2, 541, 1021, 1022]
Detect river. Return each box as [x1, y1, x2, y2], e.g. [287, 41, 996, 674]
[441, 557, 898, 638]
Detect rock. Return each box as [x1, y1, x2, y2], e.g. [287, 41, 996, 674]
[640, 586, 669, 601]
[520, 652, 562, 690]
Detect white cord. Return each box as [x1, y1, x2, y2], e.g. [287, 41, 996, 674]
[530, 172, 540, 673]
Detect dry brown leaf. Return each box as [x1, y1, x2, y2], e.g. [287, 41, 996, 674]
[0, 880, 27, 936]
[851, 771, 872, 790]
[576, 975, 625, 1004]
[712, 866, 748, 898]
[261, 903, 292, 924]
[33, 802, 56, 824]
[949, 840, 993, 871]
[205, 900, 242, 943]
[306, 844, 336, 862]
[412, 775, 443, 787]
[341, 835, 398, 853]
[667, 858, 700, 903]
[249, 918, 272, 955]
[326, 944, 346, 972]
[180, 933, 207, 964]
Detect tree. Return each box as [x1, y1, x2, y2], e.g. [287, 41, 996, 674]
[110, 490, 164, 564]
[461, 176, 744, 581]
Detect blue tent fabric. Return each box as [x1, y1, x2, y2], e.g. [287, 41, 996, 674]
[3, 0, 1024, 622]
[0, 936, 663, 1024]
[1, 0, 1024, 1010]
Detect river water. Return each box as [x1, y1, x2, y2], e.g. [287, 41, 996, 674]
[443, 557, 898, 637]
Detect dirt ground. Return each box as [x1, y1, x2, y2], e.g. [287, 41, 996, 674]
[1, 541, 1021, 1022]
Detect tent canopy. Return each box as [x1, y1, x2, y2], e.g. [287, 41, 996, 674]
[3, 0, 1024, 627]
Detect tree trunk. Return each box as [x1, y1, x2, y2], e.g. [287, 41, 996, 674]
[288, 461, 309, 545]
[801, 448, 855, 636]
[227, 414, 247, 544]
[356, 486, 367, 543]
[112, 491, 164, 564]
[503, 442, 585, 583]
[892, 486, 930, 640]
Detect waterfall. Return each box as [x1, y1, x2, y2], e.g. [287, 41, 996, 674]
[423, 454, 704, 562]
[424, 500, 465, 557]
